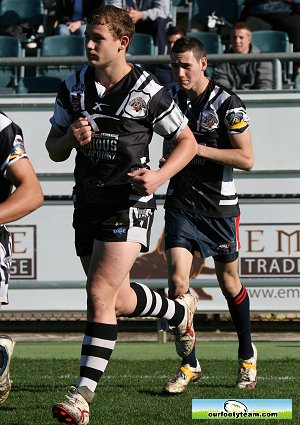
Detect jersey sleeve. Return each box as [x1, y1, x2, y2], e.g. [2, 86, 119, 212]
[150, 88, 188, 141]
[222, 94, 250, 134]
[0, 117, 27, 178]
[49, 80, 74, 134]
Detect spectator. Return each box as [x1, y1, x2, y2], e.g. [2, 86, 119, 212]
[53, 0, 104, 36]
[108, 0, 172, 54]
[212, 22, 273, 90]
[241, 0, 300, 74]
[147, 25, 186, 89]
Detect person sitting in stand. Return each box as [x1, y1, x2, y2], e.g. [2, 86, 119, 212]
[212, 22, 273, 90]
[108, 0, 172, 54]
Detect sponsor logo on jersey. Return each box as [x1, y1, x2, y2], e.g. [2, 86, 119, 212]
[80, 133, 118, 164]
[124, 90, 150, 118]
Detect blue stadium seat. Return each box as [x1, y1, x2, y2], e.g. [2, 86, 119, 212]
[0, 36, 21, 93]
[17, 76, 62, 94]
[186, 31, 223, 54]
[251, 30, 291, 53]
[0, 0, 45, 46]
[127, 33, 155, 56]
[38, 35, 86, 81]
[252, 30, 293, 86]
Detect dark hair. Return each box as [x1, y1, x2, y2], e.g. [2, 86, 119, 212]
[171, 36, 207, 60]
[166, 25, 186, 38]
[87, 5, 135, 42]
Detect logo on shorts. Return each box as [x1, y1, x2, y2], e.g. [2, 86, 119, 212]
[113, 227, 127, 238]
[217, 242, 233, 251]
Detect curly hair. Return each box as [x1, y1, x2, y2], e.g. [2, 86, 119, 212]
[87, 5, 135, 42]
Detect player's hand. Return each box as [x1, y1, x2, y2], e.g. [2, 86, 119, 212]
[128, 168, 162, 195]
[69, 117, 93, 147]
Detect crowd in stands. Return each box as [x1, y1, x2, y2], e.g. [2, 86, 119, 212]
[0, 0, 300, 92]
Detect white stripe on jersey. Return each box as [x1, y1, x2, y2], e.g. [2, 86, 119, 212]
[115, 71, 149, 115]
[0, 114, 12, 132]
[115, 71, 162, 117]
[210, 84, 231, 110]
[129, 194, 153, 202]
[219, 197, 239, 205]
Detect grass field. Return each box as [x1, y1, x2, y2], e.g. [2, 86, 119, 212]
[1, 340, 300, 425]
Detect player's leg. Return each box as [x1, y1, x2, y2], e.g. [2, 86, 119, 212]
[115, 275, 197, 358]
[53, 240, 141, 425]
[163, 247, 201, 393]
[0, 226, 15, 405]
[163, 208, 200, 394]
[214, 255, 257, 389]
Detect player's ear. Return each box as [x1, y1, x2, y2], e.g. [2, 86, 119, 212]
[119, 35, 130, 52]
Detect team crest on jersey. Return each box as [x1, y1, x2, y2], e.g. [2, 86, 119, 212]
[124, 90, 150, 118]
[9, 138, 26, 162]
[70, 83, 85, 112]
[202, 110, 219, 131]
[225, 108, 249, 130]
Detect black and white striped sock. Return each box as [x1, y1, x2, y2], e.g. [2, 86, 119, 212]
[129, 281, 184, 325]
[76, 322, 117, 396]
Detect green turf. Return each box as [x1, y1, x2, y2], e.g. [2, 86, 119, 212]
[1, 341, 299, 424]
[12, 340, 300, 360]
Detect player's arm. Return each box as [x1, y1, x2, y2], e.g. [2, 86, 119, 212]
[46, 117, 93, 162]
[128, 125, 198, 195]
[0, 158, 44, 224]
[197, 129, 254, 171]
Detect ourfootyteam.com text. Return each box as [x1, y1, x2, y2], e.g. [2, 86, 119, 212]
[208, 412, 278, 419]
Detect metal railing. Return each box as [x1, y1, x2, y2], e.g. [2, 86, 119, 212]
[2, 51, 300, 90]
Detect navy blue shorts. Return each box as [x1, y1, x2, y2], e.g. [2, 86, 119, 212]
[165, 208, 240, 263]
[73, 207, 155, 257]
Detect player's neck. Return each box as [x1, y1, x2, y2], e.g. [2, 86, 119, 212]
[186, 76, 210, 100]
[94, 62, 132, 91]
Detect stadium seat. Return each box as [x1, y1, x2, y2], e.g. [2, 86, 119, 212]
[0, 36, 21, 93]
[37, 35, 86, 81]
[251, 30, 291, 53]
[16, 76, 62, 94]
[187, 31, 223, 54]
[294, 74, 300, 89]
[127, 33, 155, 56]
[251, 30, 293, 85]
[0, 0, 45, 46]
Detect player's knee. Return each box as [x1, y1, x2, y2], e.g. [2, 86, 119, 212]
[169, 272, 190, 297]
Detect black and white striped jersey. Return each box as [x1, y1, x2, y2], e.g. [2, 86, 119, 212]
[0, 111, 27, 205]
[50, 65, 188, 209]
[165, 79, 250, 218]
